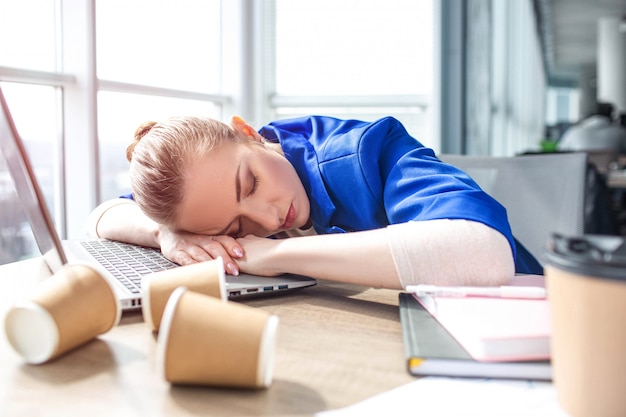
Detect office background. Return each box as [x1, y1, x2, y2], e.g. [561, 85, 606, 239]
[0, 0, 624, 265]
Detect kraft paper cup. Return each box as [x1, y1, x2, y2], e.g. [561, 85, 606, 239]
[4, 263, 121, 364]
[157, 287, 279, 388]
[141, 258, 226, 331]
[544, 233, 626, 417]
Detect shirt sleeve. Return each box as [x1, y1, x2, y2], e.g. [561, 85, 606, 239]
[365, 118, 517, 260]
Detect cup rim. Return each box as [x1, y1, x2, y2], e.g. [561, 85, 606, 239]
[4, 300, 59, 364]
[140, 274, 155, 331]
[256, 314, 279, 388]
[214, 257, 227, 302]
[155, 285, 188, 381]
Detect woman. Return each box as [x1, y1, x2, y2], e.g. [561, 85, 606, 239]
[87, 115, 541, 290]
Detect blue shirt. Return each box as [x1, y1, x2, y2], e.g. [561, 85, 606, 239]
[258, 116, 542, 274]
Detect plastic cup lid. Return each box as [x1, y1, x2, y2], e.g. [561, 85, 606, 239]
[544, 233, 626, 281]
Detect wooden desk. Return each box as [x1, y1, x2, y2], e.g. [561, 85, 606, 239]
[0, 258, 414, 417]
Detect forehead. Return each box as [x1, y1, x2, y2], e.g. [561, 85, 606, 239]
[174, 141, 244, 233]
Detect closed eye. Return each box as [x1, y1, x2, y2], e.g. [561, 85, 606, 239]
[249, 175, 259, 196]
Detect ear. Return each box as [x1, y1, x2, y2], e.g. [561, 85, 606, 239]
[230, 116, 263, 143]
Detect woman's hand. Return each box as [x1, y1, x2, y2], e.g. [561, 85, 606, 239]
[234, 235, 282, 276]
[156, 225, 244, 275]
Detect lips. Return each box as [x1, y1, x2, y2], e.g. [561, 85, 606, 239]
[281, 204, 296, 230]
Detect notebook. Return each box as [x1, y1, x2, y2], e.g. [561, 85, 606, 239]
[0, 86, 316, 311]
[399, 292, 552, 380]
[412, 275, 550, 362]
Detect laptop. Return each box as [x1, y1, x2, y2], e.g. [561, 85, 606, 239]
[0, 86, 316, 310]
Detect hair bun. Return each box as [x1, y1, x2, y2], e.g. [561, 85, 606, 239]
[126, 121, 157, 162]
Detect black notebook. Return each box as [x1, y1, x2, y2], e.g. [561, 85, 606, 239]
[398, 293, 552, 380]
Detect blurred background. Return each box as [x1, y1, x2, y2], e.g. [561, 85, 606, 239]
[1, 0, 625, 264]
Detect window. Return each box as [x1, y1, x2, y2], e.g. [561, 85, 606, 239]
[267, 0, 434, 147]
[95, 0, 221, 93]
[0, 83, 59, 219]
[0, 82, 59, 264]
[0, 1, 57, 72]
[95, 0, 223, 200]
[0, 0, 60, 263]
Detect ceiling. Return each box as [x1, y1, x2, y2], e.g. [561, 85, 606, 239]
[537, 0, 626, 86]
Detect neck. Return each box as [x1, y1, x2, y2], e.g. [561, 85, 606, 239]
[264, 141, 285, 156]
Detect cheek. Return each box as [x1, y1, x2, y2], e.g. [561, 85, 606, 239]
[259, 153, 310, 215]
[264, 157, 300, 190]
[282, 165, 306, 195]
[279, 164, 310, 217]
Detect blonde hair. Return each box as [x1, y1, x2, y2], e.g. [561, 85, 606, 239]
[126, 116, 238, 226]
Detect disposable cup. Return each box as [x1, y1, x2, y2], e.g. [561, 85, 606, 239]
[141, 258, 226, 331]
[157, 287, 278, 388]
[544, 233, 626, 417]
[4, 263, 121, 364]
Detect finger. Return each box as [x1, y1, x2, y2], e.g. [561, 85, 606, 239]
[185, 245, 216, 263]
[193, 241, 240, 276]
[174, 247, 240, 276]
[211, 235, 245, 259]
[169, 250, 198, 266]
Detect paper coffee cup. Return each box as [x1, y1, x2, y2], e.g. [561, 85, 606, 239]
[544, 233, 626, 417]
[141, 258, 226, 331]
[157, 287, 279, 388]
[4, 263, 121, 364]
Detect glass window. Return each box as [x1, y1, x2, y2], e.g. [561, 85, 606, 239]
[0, 82, 59, 264]
[96, 0, 224, 201]
[97, 91, 220, 200]
[271, 0, 434, 145]
[0, 156, 39, 264]
[275, 106, 431, 144]
[95, 0, 221, 93]
[0, 0, 57, 71]
[274, 0, 433, 97]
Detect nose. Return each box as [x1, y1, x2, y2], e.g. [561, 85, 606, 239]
[240, 202, 281, 235]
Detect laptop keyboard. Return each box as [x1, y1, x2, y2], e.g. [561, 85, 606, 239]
[80, 240, 178, 294]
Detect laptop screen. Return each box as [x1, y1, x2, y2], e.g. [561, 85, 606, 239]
[0, 86, 66, 270]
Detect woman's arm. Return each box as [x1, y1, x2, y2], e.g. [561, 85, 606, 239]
[86, 199, 244, 275]
[386, 219, 514, 288]
[236, 227, 400, 288]
[87, 202, 514, 288]
[86, 198, 161, 247]
[235, 219, 514, 290]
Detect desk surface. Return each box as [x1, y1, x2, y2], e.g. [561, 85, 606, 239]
[0, 258, 414, 417]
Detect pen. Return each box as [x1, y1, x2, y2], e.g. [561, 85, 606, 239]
[405, 284, 547, 299]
